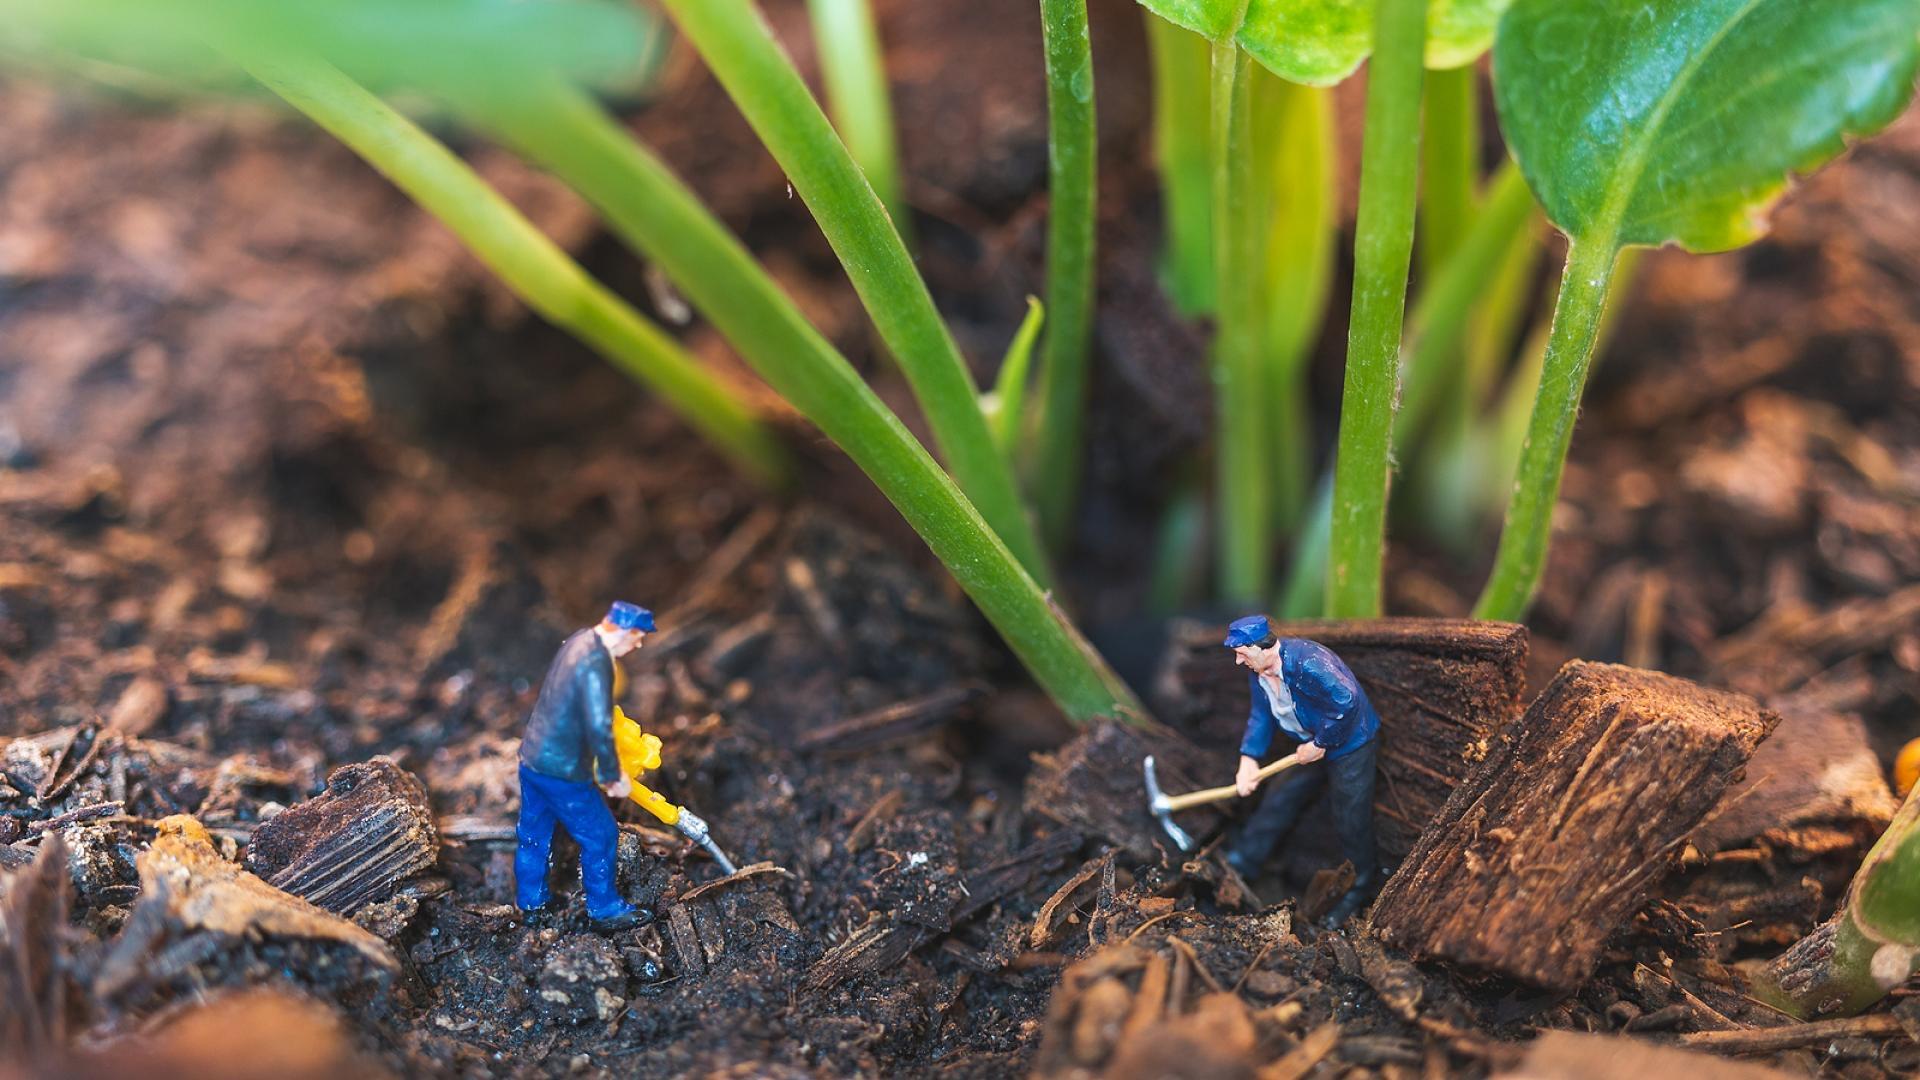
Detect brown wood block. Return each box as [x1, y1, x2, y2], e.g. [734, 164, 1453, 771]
[1153, 618, 1530, 859]
[243, 757, 439, 917]
[1372, 661, 1779, 991]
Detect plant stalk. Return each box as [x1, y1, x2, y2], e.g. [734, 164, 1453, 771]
[228, 51, 789, 490]
[1253, 74, 1336, 533]
[1417, 64, 1478, 280]
[1472, 237, 1617, 621]
[1211, 37, 1266, 604]
[470, 84, 1140, 724]
[1032, 0, 1097, 550]
[1324, 0, 1427, 617]
[658, 0, 1050, 583]
[804, 0, 911, 247]
[1146, 13, 1215, 316]
[1393, 160, 1534, 453]
[1750, 789, 1920, 1019]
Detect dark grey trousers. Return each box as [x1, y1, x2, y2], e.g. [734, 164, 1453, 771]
[1230, 739, 1378, 884]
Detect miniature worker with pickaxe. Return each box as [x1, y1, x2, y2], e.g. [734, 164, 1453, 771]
[515, 600, 657, 929]
[1222, 615, 1381, 927]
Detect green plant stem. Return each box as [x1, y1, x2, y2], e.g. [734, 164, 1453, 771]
[1276, 475, 1333, 619]
[1032, 0, 1097, 551]
[1211, 37, 1265, 605]
[987, 297, 1046, 460]
[1324, 0, 1426, 618]
[1275, 166, 1531, 614]
[1253, 74, 1336, 533]
[225, 52, 788, 490]
[1472, 237, 1617, 621]
[468, 84, 1138, 724]
[1146, 13, 1214, 316]
[804, 0, 911, 247]
[1392, 160, 1534, 453]
[1417, 64, 1478, 280]
[1146, 479, 1207, 615]
[1751, 789, 1920, 1019]
[1476, 246, 1638, 517]
[658, 0, 1049, 583]
[1410, 204, 1541, 552]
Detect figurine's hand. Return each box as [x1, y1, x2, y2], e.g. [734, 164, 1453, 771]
[603, 776, 633, 799]
[1235, 755, 1263, 798]
[1296, 742, 1327, 764]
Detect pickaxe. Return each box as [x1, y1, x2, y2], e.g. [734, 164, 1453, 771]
[1142, 752, 1304, 852]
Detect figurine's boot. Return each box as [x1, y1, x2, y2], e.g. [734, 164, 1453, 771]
[592, 904, 655, 931]
[1320, 872, 1378, 929]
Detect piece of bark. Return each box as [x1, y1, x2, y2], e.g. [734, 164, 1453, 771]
[95, 815, 396, 1000]
[1154, 618, 1529, 859]
[1498, 1030, 1794, 1080]
[1024, 720, 1225, 861]
[243, 758, 438, 917]
[1373, 661, 1778, 991]
[1667, 705, 1898, 953]
[0, 833, 72, 1056]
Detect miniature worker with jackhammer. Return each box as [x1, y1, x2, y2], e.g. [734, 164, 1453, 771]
[1222, 615, 1381, 927]
[515, 600, 655, 928]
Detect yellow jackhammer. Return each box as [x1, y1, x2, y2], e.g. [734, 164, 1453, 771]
[612, 708, 739, 875]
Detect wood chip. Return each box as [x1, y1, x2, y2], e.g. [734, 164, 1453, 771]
[1031, 852, 1112, 949]
[1374, 662, 1779, 991]
[677, 861, 789, 903]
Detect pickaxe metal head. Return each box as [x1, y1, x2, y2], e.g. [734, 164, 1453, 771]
[1142, 755, 1196, 852]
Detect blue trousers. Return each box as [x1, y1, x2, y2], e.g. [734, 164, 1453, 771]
[515, 765, 631, 920]
[1230, 739, 1378, 884]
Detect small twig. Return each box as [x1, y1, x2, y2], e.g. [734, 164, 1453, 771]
[678, 861, 790, 903]
[1259, 1022, 1340, 1080]
[1676, 1013, 1905, 1052]
[1030, 851, 1111, 949]
[1125, 909, 1195, 943]
[26, 801, 124, 836]
[1166, 936, 1223, 994]
[798, 684, 985, 752]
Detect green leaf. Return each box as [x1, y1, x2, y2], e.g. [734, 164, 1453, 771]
[1495, 0, 1920, 253]
[6, 0, 652, 97]
[984, 297, 1046, 461]
[1138, 0, 1511, 85]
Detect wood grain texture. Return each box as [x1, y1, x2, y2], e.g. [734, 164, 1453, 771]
[1372, 661, 1779, 990]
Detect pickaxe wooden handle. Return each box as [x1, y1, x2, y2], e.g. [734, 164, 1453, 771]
[1158, 753, 1304, 811]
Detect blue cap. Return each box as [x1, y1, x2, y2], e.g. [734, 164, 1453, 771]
[605, 601, 655, 632]
[1223, 615, 1272, 648]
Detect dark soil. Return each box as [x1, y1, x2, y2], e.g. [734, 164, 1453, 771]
[4, 0, 1920, 1077]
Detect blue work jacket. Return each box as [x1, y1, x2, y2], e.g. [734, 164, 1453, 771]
[1239, 638, 1380, 761]
[518, 629, 621, 785]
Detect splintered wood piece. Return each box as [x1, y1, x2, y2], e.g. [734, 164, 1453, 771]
[1024, 720, 1224, 860]
[1156, 618, 1529, 858]
[1373, 661, 1778, 991]
[243, 758, 438, 917]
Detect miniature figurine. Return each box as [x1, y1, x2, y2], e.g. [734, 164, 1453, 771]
[515, 600, 655, 928]
[1222, 615, 1381, 927]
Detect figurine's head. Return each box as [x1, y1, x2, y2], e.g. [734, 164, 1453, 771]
[596, 600, 655, 658]
[1223, 615, 1280, 673]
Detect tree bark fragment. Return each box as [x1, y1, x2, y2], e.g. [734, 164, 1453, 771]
[1373, 661, 1778, 991]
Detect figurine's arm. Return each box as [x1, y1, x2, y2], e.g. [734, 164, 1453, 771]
[580, 655, 623, 786]
[1292, 646, 1361, 750]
